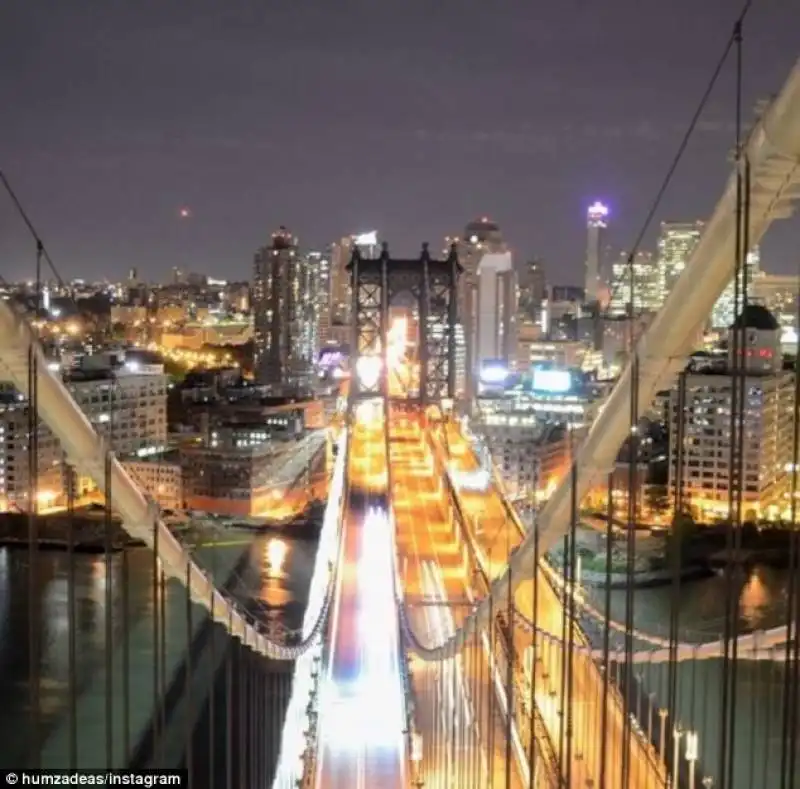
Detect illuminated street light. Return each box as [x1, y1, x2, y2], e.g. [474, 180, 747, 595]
[672, 726, 684, 789]
[658, 708, 668, 761]
[685, 731, 699, 789]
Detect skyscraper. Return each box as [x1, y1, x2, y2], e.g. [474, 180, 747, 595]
[584, 202, 608, 305]
[657, 221, 704, 302]
[609, 251, 661, 316]
[446, 217, 510, 399]
[517, 258, 547, 321]
[710, 246, 761, 329]
[252, 226, 315, 388]
[328, 231, 379, 330]
[475, 251, 517, 369]
[309, 251, 332, 350]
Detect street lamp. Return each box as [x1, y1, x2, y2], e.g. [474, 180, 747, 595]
[672, 725, 684, 789]
[685, 730, 699, 789]
[410, 731, 424, 788]
[658, 708, 668, 762]
[647, 692, 657, 744]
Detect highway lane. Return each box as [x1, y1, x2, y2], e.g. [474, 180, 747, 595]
[389, 415, 526, 789]
[314, 412, 406, 789]
[437, 421, 665, 789]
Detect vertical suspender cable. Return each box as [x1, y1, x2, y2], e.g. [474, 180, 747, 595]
[121, 510, 131, 761]
[668, 369, 686, 753]
[621, 257, 640, 788]
[158, 564, 168, 757]
[226, 608, 233, 789]
[505, 564, 514, 789]
[184, 560, 194, 780]
[599, 471, 613, 788]
[152, 510, 161, 764]
[565, 446, 578, 787]
[528, 504, 539, 789]
[726, 150, 751, 788]
[104, 376, 115, 768]
[67, 457, 78, 768]
[208, 550, 217, 789]
[27, 240, 43, 769]
[779, 246, 800, 788]
[719, 22, 745, 788]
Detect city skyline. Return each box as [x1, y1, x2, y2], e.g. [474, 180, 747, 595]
[1, 1, 799, 282]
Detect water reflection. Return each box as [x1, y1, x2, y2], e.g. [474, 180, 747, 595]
[0, 531, 315, 768]
[266, 539, 288, 578]
[738, 568, 771, 629]
[589, 564, 793, 789]
[592, 564, 791, 641]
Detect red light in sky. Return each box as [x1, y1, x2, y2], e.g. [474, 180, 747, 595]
[179, 207, 191, 219]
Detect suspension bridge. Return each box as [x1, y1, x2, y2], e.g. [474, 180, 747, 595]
[1, 45, 800, 789]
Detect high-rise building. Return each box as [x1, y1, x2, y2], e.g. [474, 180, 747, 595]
[475, 252, 517, 370]
[517, 258, 547, 321]
[1, 352, 168, 512]
[752, 273, 800, 346]
[710, 246, 761, 329]
[328, 231, 379, 332]
[584, 202, 609, 305]
[445, 218, 509, 399]
[308, 251, 332, 351]
[657, 221, 704, 301]
[252, 226, 315, 388]
[668, 305, 793, 520]
[608, 251, 661, 316]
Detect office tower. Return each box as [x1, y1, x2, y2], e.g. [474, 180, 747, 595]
[252, 226, 314, 388]
[446, 217, 509, 400]
[584, 202, 608, 305]
[517, 258, 547, 321]
[669, 305, 792, 520]
[475, 251, 517, 371]
[657, 221, 704, 301]
[608, 251, 661, 316]
[309, 251, 332, 351]
[753, 273, 800, 341]
[328, 232, 378, 330]
[710, 246, 761, 329]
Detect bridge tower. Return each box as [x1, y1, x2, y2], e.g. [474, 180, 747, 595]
[347, 242, 461, 408]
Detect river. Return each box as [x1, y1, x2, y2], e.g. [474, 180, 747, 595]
[0, 530, 317, 770]
[585, 564, 795, 789]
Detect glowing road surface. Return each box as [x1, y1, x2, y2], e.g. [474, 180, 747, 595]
[315, 426, 407, 788]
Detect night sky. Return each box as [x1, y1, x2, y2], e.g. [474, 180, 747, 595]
[1, 1, 798, 284]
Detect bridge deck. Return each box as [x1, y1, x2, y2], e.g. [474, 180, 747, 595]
[314, 419, 406, 788]
[390, 416, 526, 788]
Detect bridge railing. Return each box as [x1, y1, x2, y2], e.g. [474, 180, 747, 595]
[273, 431, 349, 789]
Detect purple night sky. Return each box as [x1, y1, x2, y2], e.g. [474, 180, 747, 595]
[1, 0, 798, 283]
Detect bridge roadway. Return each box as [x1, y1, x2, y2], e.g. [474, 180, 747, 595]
[314, 410, 407, 788]
[389, 414, 528, 788]
[435, 420, 665, 789]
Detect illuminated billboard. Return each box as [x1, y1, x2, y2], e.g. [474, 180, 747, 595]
[480, 360, 508, 384]
[531, 367, 572, 393]
[318, 348, 345, 369]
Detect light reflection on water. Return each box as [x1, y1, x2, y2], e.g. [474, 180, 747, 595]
[594, 564, 791, 642]
[587, 564, 794, 789]
[0, 532, 317, 768]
